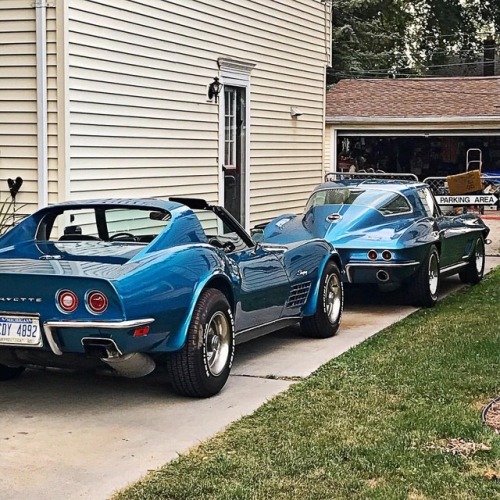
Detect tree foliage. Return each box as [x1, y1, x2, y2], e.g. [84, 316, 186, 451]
[329, 0, 500, 82]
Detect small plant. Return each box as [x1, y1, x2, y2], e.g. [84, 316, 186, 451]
[0, 176, 24, 236]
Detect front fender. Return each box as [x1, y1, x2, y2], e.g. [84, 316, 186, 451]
[300, 241, 342, 317]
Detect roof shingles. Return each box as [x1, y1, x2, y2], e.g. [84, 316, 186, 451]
[326, 76, 500, 119]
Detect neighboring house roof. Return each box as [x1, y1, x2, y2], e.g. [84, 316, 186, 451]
[326, 76, 500, 123]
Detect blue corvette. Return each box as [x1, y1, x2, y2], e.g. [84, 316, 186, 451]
[0, 198, 343, 397]
[262, 180, 490, 307]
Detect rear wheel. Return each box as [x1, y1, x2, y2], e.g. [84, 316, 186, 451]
[166, 289, 234, 398]
[409, 245, 440, 307]
[0, 364, 25, 381]
[459, 236, 485, 284]
[301, 261, 343, 338]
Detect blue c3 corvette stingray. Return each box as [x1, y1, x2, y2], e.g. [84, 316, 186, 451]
[0, 197, 343, 397]
[262, 179, 490, 307]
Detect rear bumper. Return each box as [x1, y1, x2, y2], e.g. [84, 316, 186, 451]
[345, 261, 420, 284]
[43, 318, 155, 355]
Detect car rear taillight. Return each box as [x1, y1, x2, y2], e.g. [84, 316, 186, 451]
[86, 291, 108, 314]
[368, 250, 378, 260]
[382, 250, 393, 261]
[57, 289, 78, 313]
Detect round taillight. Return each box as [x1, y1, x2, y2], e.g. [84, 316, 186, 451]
[57, 289, 78, 313]
[86, 291, 108, 314]
[368, 250, 378, 261]
[382, 250, 393, 261]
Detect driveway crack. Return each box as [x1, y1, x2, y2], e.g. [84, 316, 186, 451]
[231, 373, 304, 382]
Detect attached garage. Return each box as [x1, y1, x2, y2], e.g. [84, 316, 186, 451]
[325, 77, 500, 180]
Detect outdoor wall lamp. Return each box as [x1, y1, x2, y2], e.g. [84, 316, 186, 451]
[208, 77, 222, 103]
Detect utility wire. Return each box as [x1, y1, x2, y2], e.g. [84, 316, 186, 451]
[330, 74, 500, 97]
[334, 58, 498, 74]
[331, 32, 498, 45]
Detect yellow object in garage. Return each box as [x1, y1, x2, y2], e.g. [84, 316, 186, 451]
[446, 170, 483, 195]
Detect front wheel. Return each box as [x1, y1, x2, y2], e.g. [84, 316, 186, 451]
[459, 236, 485, 284]
[0, 364, 25, 381]
[409, 245, 440, 307]
[166, 289, 234, 398]
[301, 261, 343, 338]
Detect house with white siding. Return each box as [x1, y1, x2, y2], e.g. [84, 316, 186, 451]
[0, 0, 331, 230]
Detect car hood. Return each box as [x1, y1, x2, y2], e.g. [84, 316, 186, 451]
[263, 205, 415, 248]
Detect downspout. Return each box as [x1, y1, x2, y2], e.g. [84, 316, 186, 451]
[331, 128, 337, 172]
[36, 0, 49, 208]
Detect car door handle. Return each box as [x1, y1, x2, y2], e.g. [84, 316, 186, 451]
[258, 243, 287, 254]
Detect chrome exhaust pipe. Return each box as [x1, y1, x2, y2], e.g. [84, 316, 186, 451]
[103, 353, 155, 379]
[376, 270, 390, 283]
[82, 338, 155, 378]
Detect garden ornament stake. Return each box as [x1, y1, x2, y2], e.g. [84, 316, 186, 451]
[8, 177, 23, 199]
[6, 176, 23, 228]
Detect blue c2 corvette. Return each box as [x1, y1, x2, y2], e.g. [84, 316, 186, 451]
[262, 179, 490, 307]
[0, 198, 343, 397]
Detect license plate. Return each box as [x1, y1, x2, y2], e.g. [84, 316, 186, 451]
[0, 315, 42, 346]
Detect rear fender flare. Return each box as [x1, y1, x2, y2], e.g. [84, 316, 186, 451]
[166, 271, 234, 351]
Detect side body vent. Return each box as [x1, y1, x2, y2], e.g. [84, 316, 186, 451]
[286, 282, 311, 308]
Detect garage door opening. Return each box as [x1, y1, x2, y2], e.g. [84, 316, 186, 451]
[336, 135, 500, 180]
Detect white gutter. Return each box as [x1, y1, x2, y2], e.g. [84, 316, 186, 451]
[327, 116, 500, 125]
[36, 0, 49, 208]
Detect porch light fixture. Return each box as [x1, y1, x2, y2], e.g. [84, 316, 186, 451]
[208, 77, 222, 103]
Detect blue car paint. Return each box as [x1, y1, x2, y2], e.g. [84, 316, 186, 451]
[0, 198, 341, 365]
[263, 181, 489, 286]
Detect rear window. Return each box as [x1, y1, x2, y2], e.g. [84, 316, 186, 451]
[306, 188, 412, 216]
[37, 207, 171, 243]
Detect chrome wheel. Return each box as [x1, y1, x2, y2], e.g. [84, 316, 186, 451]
[428, 253, 439, 296]
[324, 272, 342, 324]
[475, 238, 485, 274]
[205, 311, 231, 377]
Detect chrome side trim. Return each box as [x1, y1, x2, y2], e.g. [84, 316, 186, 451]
[43, 318, 155, 356]
[345, 261, 419, 283]
[439, 261, 468, 274]
[236, 316, 301, 336]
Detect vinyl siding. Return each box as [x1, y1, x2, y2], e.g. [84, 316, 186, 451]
[0, 1, 37, 216]
[0, 1, 59, 218]
[66, 0, 329, 225]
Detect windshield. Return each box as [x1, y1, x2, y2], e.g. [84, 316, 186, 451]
[306, 188, 412, 216]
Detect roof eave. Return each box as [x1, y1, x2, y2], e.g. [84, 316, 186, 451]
[326, 115, 500, 125]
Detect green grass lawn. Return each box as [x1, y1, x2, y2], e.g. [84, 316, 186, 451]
[115, 268, 500, 500]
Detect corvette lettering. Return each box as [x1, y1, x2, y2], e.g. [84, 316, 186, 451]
[0, 297, 42, 302]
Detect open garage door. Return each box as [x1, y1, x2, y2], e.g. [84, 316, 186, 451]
[335, 134, 500, 180]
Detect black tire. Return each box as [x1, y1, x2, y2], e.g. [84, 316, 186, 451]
[166, 289, 234, 398]
[409, 245, 440, 307]
[0, 364, 25, 381]
[301, 261, 343, 338]
[459, 236, 485, 284]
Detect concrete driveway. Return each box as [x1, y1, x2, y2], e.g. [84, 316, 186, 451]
[1, 257, 499, 500]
